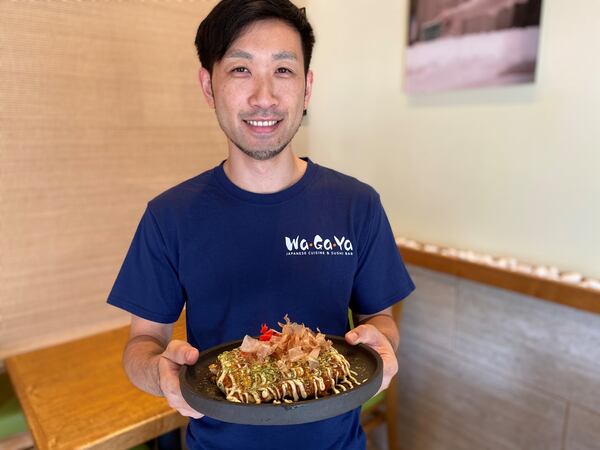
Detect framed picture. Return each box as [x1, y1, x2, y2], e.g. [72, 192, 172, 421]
[405, 0, 543, 93]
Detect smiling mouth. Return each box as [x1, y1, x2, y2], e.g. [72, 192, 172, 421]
[244, 119, 281, 128]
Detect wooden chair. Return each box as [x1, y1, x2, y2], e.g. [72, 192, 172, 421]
[351, 302, 403, 450]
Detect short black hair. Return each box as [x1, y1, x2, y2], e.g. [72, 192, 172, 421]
[195, 0, 315, 75]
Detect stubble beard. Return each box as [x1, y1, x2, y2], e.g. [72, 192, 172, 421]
[234, 140, 288, 161]
[229, 115, 303, 161]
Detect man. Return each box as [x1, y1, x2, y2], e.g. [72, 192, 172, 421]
[107, 1, 414, 449]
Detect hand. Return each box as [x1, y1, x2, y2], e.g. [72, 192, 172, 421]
[158, 339, 203, 419]
[345, 324, 398, 395]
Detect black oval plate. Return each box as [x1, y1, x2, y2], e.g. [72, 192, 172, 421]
[179, 335, 383, 425]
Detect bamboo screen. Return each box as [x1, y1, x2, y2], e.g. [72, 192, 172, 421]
[0, 1, 224, 363]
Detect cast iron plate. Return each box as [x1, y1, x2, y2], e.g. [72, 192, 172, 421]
[179, 335, 383, 425]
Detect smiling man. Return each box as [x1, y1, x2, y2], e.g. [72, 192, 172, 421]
[107, 1, 414, 449]
[203, 23, 310, 162]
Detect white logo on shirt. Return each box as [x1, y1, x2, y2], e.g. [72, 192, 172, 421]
[285, 235, 353, 256]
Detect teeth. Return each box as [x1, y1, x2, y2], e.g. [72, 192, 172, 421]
[247, 120, 278, 127]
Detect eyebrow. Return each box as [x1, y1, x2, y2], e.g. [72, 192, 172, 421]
[272, 51, 298, 61]
[224, 49, 298, 61]
[224, 49, 253, 59]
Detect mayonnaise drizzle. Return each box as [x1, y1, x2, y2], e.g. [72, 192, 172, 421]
[216, 347, 359, 404]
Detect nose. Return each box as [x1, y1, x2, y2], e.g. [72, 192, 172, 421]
[249, 76, 278, 111]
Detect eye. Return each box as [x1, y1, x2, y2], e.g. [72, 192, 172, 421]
[231, 67, 249, 74]
[276, 67, 293, 74]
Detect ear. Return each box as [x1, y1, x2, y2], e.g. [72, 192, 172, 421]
[303, 69, 314, 110]
[199, 67, 215, 108]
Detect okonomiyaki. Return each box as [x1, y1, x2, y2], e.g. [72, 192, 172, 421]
[208, 316, 362, 404]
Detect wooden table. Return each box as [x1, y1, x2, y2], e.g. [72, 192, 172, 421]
[5, 317, 188, 450]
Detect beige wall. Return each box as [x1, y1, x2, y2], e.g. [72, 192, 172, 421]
[299, 0, 600, 279]
[0, 1, 223, 360]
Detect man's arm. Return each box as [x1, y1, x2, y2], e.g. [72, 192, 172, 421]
[123, 315, 203, 418]
[345, 305, 402, 394]
[123, 317, 172, 396]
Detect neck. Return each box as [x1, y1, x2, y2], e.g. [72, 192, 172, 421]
[223, 147, 307, 194]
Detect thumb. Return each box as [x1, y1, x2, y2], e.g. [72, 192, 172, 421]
[345, 325, 377, 346]
[164, 340, 200, 365]
[345, 330, 360, 345]
[185, 347, 200, 364]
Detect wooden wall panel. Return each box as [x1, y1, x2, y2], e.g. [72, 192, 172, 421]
[386, 265, 600, 450]
[566, 406, 600, 450]
[399, 266, 457, 352]
[454, 278, 600, 417]
[396, 335, 565, 450]
[0, 1, 223, 361]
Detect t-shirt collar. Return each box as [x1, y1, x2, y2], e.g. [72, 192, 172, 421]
[213, 156, 317, 205]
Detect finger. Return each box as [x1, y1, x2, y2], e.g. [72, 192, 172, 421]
[179, 408, 203, 419]
[170, 399, 204, 419]
[163, 340, 200, 365]
[157, 357, 186, 397]
[165, 388, 204, 418]
[169, 396, 202, 414]
[158, 369, 181, 397]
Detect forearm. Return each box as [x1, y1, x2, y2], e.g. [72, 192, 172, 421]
[123, 335, 166, 396]
[359, 314, 400, 351]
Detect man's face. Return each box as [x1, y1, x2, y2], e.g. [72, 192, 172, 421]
[199, 19, 313, 161]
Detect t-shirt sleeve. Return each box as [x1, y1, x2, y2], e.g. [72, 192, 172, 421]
[107, 205, 185, 323]
[350, 195, 415, 315]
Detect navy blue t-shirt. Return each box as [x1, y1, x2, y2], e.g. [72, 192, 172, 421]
[108, 158, 414, 450]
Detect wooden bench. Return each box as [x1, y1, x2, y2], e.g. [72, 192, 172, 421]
[5, 317, 188, 450]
